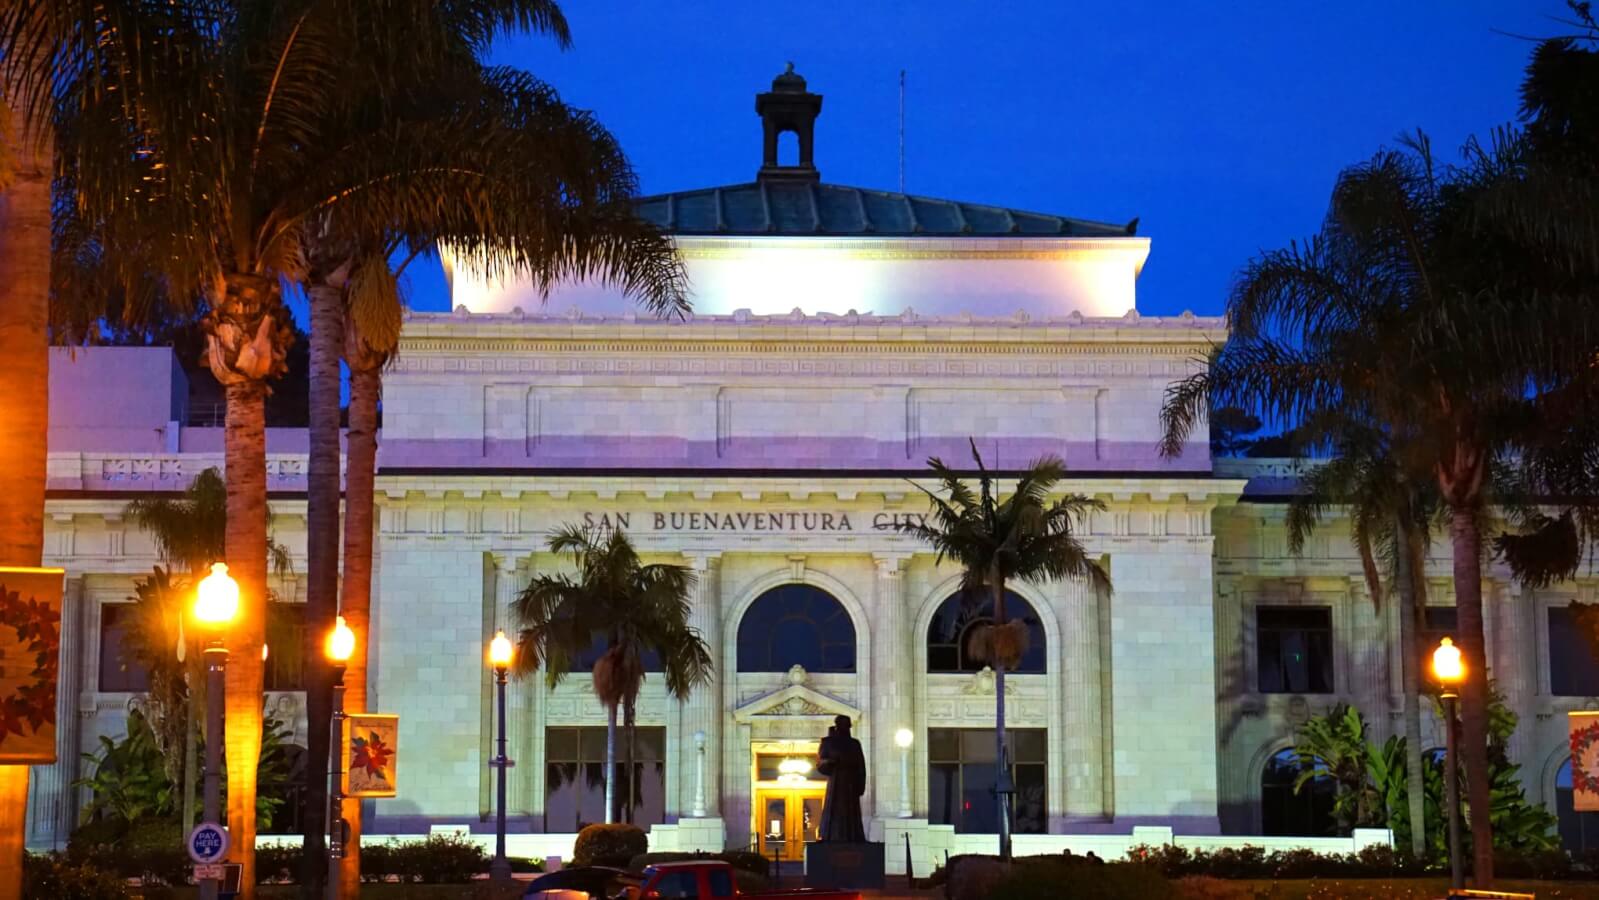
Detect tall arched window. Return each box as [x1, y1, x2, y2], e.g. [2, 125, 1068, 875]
[926, 589, 1047, 673]
[737, 584, 855, 673]
[1261, 748, 1336, 836]
[1557, 758, 1599, 851]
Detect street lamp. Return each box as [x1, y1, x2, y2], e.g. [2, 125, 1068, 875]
[1432, 636, 1466, 891]
[894, 728, 914, 818]
[326, 614, 356, 894]
[193, 563, 239, 900]
[488, 630, 515, 882]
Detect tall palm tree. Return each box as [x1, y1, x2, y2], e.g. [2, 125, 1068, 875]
[1160, 138, 1599, 883]
[897, 441, 1110, 860]
[1279, 429, 1439, 857]
[512, 526, 712, 825]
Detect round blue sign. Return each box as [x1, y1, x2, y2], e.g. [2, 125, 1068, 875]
[187, 822, 229, 864]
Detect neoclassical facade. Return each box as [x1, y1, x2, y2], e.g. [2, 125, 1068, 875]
[22, 70, 1599, 867]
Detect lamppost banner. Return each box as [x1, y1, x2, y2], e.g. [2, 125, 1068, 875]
[1569, 711, 1599, 811]
[0, 567, 65, 764]
[344, 714, 400, 798]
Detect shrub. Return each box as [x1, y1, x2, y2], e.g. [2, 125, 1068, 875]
[255, 843, 303, 883]
[1493, 846, 1572, 880]
[23, 852, 133, 900]
[572, 823, 648, 868]
[393, 834, 487, 883]
[994, 859, 1174, 900]
[716, 849, 770, 877]
[945, 855, 1007, 900]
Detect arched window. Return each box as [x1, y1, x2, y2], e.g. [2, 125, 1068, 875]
[1261, 748, 1335, 836]
[1557, 758, 1599, 852]
[737, 584, 855, 673]
[926, 589, 1047, 674]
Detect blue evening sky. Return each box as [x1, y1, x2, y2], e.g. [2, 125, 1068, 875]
[398, 1, 1562, 319]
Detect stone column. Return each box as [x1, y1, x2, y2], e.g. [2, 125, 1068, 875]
[493, 554, 535, 817]
[680, 553, 722, 818]
[870, 554, 912, 820]
[1492, 580, 1535, 773]
[1059, 575, 1105, 821]
[27, 576, 84, 848]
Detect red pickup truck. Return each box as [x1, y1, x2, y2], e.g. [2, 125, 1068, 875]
[630, 860, 861, 900]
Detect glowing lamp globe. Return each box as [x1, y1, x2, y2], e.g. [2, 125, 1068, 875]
[489, 630, 514, 669]
[1432, 636, 1464, 685]
[895, 728, 914, 750]
[194, 562, 240, 627]
[326, 615, 356, 663]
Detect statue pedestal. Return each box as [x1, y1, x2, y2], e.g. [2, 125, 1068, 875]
[804, 842, 885, 890]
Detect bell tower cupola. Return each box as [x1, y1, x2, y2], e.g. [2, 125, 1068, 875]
[755, 63, 823, 183]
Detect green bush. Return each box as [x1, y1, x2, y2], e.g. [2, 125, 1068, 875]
[23, 852, 133, 900]
[572, 823, 648, 868]
[255, 843, 302, 883]
[996, 858, 1174, 900]
[390, 834, 487, 883]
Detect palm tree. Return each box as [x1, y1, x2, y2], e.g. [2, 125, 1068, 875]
[1160, 138, 1599, 883]
[512, 526, 712, 825]
[897, 441, 1110, 860]
[0, 7, 189, 889]
[125, 467, 292, 832]
[1280, 440, 1438, 857]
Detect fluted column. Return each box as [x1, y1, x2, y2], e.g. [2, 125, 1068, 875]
[493, 554, 534, 816]
[680, 553, 722, 817]
[26, 576, 84, 848]
[871, 554, 912, 820]
[1492, 580, 1534, 772]
[1060, 575, 1105, 821]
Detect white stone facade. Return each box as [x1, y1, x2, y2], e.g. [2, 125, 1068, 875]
[21, 207, 1598, 870]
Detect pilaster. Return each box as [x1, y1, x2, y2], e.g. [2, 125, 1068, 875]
[1059, 576, 1105, 821]
[1492, 579, 1534, 772]
[870, 553, 911, 819]
[27, 575, 84, 848]
[680, 553, 722, 820]
[493, 553, 534, 817]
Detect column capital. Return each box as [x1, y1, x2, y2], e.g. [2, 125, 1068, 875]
[873, 553, 910, 576]
[491, 551, 521, 574]
[683, 551, 722, 572]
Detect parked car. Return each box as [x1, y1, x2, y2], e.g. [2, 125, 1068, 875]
[523, 865, 636, 899]
[628, 860, 862, 900]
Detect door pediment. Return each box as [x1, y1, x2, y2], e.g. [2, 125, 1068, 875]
[733, 683, 861, 724]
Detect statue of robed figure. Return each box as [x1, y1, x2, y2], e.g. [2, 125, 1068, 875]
[816, 715, 867, 842]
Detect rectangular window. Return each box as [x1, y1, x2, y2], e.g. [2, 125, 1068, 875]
[1256, 606, 1334, 694]
[545, 726, 666, 832]
[1418, 606, 1458, 659]
[98, 604, 150, 693]
[264, 603, 308, 691]
[1549, 607, 1599, 697]
[927, 728, 1046, 834]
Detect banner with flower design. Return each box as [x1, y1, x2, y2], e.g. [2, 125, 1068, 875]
[1570, 712, 1599, 811]
[344, 713, 399, 798]
[0, 568, 64, 764]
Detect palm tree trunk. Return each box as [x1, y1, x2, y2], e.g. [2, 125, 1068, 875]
[1447, 505, 1494, 885]
[301, 282, 344, 897]
[336, 355, 380, 897]
[223, 377, 269, 897]
[183, 687, 199, 828]
[991, 573, 1011, 861]
[623, 698, 637, 825]
[1394, 517, 1426, 859]
[0, 73, 51, 900]
[605, 704, 618, 824]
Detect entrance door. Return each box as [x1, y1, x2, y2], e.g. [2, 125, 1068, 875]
[755, 787, 825, 861]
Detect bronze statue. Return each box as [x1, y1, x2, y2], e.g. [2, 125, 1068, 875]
[816, 715, 866, 842]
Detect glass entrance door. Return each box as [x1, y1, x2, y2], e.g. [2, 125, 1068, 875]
[755, 787, 825, 861]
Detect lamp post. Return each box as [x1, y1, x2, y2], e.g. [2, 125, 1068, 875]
[325, 615, 356, 898]
[193, 563, 239, 900]
[894, 728, 914, 818]
[692, 730, 707, 817]
[1433, 636, 1466, 891]
[488, 630, 515, 882]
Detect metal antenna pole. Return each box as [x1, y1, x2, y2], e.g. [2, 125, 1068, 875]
[898, 70, 906, 194]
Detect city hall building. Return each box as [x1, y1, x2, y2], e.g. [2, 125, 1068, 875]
[22, 70, 1599, 867]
